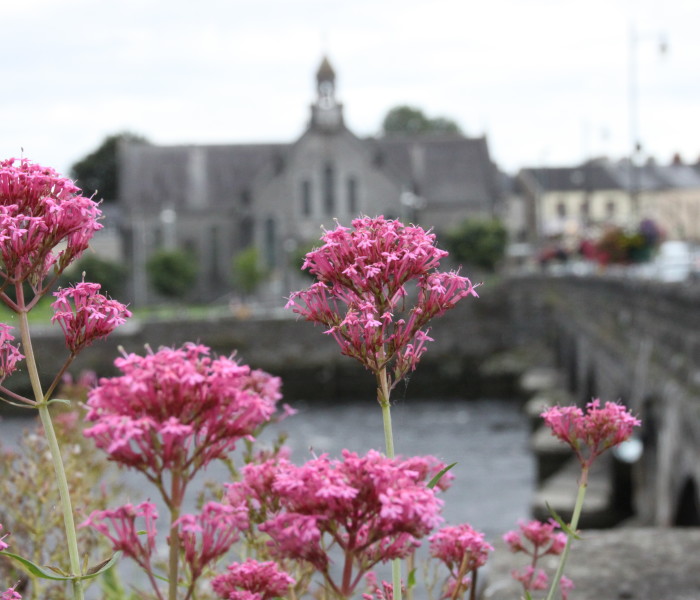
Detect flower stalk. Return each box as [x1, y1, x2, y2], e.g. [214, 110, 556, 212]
[544, 468, 588, 600]
[17, 301, 84, 600]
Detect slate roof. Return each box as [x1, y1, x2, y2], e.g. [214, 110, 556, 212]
[652, 164, 700, 189]
[120, 133, 502, 215]
[119, 142, 288, 212]
[371, 134, 501, 208]
[520, 164, 622, 192]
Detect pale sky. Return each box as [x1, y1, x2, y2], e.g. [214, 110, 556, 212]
[2, 0, 698, 178]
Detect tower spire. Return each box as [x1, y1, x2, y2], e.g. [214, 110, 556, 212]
[311, 56, 343, 131]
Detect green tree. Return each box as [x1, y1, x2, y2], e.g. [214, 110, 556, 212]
[59, 254, 128, 298]
[146, 249, 197, 299]
[444, 218, 507, 271]
[231, 246, 268, 297]
[291, 240, 318, 280]
[381, 105, 462, 136]
[70, 132, 148, 201]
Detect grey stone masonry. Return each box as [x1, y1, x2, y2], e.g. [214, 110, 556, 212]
[482, 527, 700, 600]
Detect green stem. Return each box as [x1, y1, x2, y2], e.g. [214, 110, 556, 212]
[376, 366, 401, 600]
[544, 467, 589, 600]
[380, 397, 395, 459]
[18, 307, 84, 600]
[168, 472, 183, 600]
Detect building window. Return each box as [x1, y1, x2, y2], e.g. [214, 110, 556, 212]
[556, 202, 567, 218]
[606, 200, 616, 218]
[209, 224, 220, 279]
[347, 176, 358, 215]
[323, 163, 335, 216]
[264, 217, 276, 268]
[580, 199, 590, 218]
[239, 216, 253, 248]
[301, 179, 312, 216]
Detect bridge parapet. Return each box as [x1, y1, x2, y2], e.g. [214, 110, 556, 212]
[509, 275, 700, 526]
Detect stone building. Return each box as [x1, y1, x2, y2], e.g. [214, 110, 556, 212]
[118, 57, 504, 305]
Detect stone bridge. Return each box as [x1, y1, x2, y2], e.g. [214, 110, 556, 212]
[509, 274, 700, 527]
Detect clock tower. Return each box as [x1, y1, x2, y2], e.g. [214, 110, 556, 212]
[310, 56, 344, 132]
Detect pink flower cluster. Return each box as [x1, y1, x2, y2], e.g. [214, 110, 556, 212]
[51, 281, 131, 353]
[212, 558, 295, 600]
[227, 449, 447, 597]
[503, 520, 571, 598]
[0, 325, 22, 383]
[80, 502, 159, 571]
[541, 399, 641, 467]
[286, 216, 477, 389]
[430, 522, 493, 576]
[175, 501, 249, 581]
[0, 158, 101, 295]
[83, 344, 282, 486]
[362, 574, 396, 600]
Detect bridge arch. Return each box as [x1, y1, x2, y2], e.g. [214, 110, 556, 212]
[673, 478, 700, 526]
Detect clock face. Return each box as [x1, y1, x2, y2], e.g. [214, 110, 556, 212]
[319, 80, 334, 98]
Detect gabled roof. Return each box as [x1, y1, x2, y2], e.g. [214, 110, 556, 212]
[652, 164, 700, 189]
[119, 142, 289, 211]
[370, 134, 500, 207]
[520, 164, 622, 192]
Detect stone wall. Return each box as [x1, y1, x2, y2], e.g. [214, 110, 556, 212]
[15, 282, 517, 403]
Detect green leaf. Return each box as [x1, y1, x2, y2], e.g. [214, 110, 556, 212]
[545, 502, 582, 540]
[47, 398, 72, 406]
[0, 397, 35, 409]
[407, 567, 416, 589]
[428, 463, 457, 489]
[524, 590, 533, 600]
[0, 550, 121, 582]
[0, 551, 74, 581]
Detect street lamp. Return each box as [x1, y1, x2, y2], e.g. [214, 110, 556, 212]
[628, 21, 668, 218]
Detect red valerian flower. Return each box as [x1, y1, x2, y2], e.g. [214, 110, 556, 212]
[286, 216, 477, 390]
[0, 324, 22, 383]
[228, 449, 445, 597]
[429, 523, 492, 597]
[174, 501, 249, 582]
[83, 344, 282, 487]
[429, 523, 492, 572]
[80, 502, 159, 571]
[211, 559, 295, 600]
[0, 158, 101, 295]
[541, 399, 641, 468]
[51, 281, 131, 353]
[503, 519, 574, 597]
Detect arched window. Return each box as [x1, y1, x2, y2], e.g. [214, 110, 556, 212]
[301, 179, 312, 217]
[264, 217, 276, 268]
[323, 163, 335, 216]
[347, 176, 358, 216]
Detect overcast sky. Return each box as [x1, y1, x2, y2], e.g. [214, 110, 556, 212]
[2, 0, 698, 178]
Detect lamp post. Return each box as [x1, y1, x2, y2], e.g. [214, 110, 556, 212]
[628, 21, 668, 220]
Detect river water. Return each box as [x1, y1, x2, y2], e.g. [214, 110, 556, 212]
[0, 396, 534, 593]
